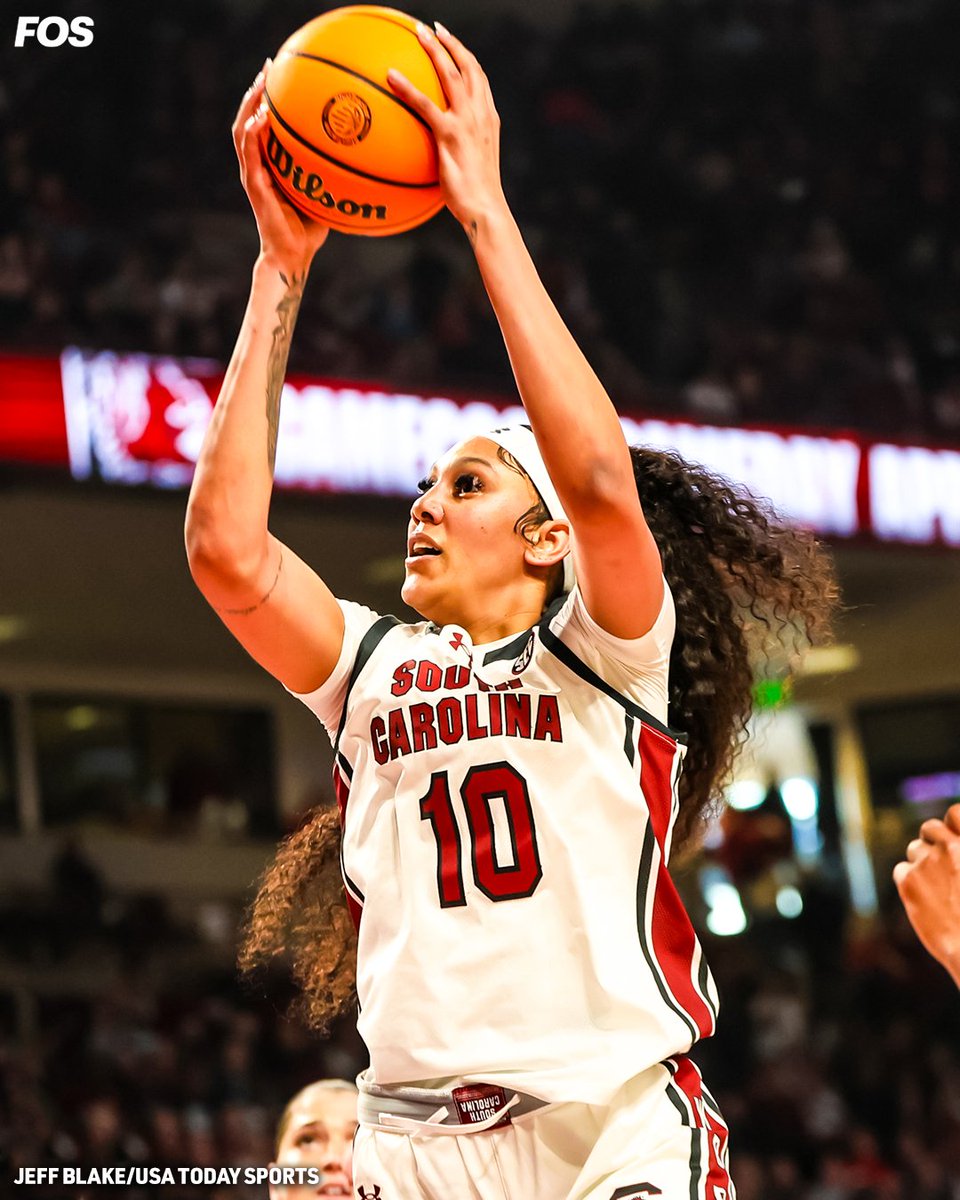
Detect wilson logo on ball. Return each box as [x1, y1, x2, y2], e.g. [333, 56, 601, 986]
[265, 130, 387, 222]
[261, 6, 446, 235]
[322, 93, 372, 145]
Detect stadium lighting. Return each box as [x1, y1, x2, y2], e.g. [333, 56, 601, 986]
[781, 777, 819, 822]
[776, 886, 804, 919]
[726, 779, 766, 811]
[704, 880, 748, 937]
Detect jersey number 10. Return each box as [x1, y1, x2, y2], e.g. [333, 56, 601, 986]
[419, 761, 543, 906]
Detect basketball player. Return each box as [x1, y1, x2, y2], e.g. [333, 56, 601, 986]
[894, 803, 960, 988]
[270, 1079, 357, 1199]
[187, 26, 835, 1199]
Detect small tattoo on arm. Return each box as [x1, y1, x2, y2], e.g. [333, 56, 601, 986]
[266, 270, 306, 471]
[216, 550, 283, 616]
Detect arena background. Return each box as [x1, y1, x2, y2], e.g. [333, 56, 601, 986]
[2, 0, 960, 1195]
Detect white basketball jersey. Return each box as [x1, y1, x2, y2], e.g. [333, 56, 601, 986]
[292, 585, 718, 1105]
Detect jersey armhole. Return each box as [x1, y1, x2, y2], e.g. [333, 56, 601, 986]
[333, 614, 402, 751]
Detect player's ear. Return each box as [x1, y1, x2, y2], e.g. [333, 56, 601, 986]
[523, 519, 570, 571]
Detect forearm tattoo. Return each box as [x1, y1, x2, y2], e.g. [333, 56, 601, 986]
[266, 270, 305, 471]
[216, 549, 283, 617]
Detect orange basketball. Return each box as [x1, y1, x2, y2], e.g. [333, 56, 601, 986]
[261, 6, 447, 236]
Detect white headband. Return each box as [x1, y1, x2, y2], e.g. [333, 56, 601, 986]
[482, 424, 576, 594]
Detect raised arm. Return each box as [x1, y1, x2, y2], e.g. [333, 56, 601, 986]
[389, 26, 663, 639]
[185, 66, 344, 693]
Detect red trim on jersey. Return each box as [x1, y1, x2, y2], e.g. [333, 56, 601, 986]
[639, 725, 675, 848]
[332, 762, 363, 933]
[639, 726, 715, 1040]
[671, 1056, 732, 1197]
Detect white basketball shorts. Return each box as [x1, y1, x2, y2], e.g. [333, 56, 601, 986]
[354, 1055, 735, 1200]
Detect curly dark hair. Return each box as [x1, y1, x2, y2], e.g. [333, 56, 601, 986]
[237, 805, 357, 1031]
[239, 445, 837, 1030]
[631, 447, 836, 849]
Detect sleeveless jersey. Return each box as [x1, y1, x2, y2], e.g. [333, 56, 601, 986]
[291, 585, 718, 1105]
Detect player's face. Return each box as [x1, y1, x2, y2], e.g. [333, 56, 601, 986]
[268, 1086, 357, 1199]
[402, 436, 544, 628]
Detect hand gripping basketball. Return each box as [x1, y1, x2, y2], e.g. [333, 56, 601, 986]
[232, 65, 329, 270]
[387, 24, 507, 234]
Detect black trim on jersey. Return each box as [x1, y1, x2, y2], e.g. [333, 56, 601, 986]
[664, 1064, 714, 1200]
[624, 714, 636, 765]
[697, 953, 719, 1023]
[700, 1080, 722, 1115]
[687, 1129, 703, 1200]
[698, 1076, 727, 1131]
[333, 759, 364, 906]
[481, 630, 531, 666]
[538, 619, 686, 744]
[479, 594, 565, 667]
[334, 614, 402, 750]
[664, 1078, 690, 1125]
[635, 825, 699, 1045]
[340, 845, 365, 906]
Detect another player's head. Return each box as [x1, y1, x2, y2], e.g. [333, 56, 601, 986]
[402, 427, 572, 627]
[269, 1079, 358, 1199]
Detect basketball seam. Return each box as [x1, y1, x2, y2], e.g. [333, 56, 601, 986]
[289, 50, 434, 133]
[265, 87, 440, 190]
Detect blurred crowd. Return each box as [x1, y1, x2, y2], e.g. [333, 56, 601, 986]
[1, 0, 959, 436]
[2, 842, 959, 1199]
[0, 841, 364, 1198]
[702, 904, 960, 1200]
[1, 974, 363, 1199]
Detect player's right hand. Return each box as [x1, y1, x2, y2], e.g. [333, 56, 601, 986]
[233, 63, 329, 270]
[894, 806, 960, 988]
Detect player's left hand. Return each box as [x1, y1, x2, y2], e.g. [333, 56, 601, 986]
[387, 24, 507, 235]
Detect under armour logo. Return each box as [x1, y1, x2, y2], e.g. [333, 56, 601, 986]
[610, 1186, 662, 1200]
[449, 631, 469, 654]
[357, 1187, 382, 1200]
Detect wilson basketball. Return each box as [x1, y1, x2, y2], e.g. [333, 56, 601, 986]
[261, 6, 447, 236]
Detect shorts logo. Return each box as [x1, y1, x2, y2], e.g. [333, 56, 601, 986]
[610, 1186, 662, 1200]
[452, 1083, 512, 1128]
[512, 633, 535, 675]
[322, 92, 372, 144]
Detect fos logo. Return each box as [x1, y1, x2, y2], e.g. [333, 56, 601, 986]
[15, 16, 94, 46]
